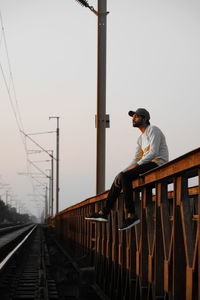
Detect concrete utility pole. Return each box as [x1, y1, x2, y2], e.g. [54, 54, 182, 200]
[5, 190, 9, 205]
[47, 170, 52, 216]
[73, 0, 109, 195]
[43, 185, 48, 219]
[96, 0, 109, 194]
[49, 117, 60, 214]
[51, 151, 54, 215]
[45, 185, 48, 218]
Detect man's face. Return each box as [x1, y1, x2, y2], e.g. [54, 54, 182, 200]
[132, 114, 145, 127]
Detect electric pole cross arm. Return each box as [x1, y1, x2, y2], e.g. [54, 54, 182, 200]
[28, 160, 50, 179]
[75, 0, 99, 15]
[20, 130, 56, 160]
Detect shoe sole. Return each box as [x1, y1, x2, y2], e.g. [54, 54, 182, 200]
[85, 217, 108, 222]
[118, 219, 140, 231]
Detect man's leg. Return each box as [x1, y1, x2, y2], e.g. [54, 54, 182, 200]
[102, 172, 123, 214]
[103, 162, 157, 216]
[85, 172, 123, 221]
[85, 162, 157, 223]
[119, 162, 158, 230]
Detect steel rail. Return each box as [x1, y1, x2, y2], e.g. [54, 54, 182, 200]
[0, 224, 37, 271]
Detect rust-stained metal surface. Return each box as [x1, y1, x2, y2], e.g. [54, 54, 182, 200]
[49, 147, 200, 300]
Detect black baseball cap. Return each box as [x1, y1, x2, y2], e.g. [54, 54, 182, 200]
[128, 108, 150, 120]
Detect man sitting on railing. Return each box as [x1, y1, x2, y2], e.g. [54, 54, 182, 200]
[85, 108, 169, 230]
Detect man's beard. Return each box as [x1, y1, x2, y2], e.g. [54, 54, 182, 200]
[132, 121, 143, 127]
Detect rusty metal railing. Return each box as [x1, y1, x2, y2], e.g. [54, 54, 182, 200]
[52, 148, 200, 300]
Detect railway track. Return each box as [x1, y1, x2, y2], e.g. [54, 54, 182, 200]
[0, 225, 58, 299]
[0, 224, 32, 236]
[0, 225, 108, 300]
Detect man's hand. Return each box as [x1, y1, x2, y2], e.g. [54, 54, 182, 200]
[128, 163, 139, 170]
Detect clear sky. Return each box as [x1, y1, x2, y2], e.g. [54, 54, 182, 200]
[0, 0, 199, 218]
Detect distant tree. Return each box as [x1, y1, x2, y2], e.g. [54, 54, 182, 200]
[0, 199, 6, 222]
[0, 199, 37, 224]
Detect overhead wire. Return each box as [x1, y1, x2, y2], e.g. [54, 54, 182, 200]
[0, 11, 24, 131]
[0, 10, 44, 214]
[0, 25, 3, 50]
[0, 12, 31, 183]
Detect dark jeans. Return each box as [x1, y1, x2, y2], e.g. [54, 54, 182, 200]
[103, 162, 158, 215]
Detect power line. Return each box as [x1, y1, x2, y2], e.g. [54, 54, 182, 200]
[0, 11, 24, 132]
[0, 10, 38, 206]
[0, 25, 3, 50]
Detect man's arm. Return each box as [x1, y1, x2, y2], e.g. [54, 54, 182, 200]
[124, 141, 143, 171]
[127, 163, 139, 170]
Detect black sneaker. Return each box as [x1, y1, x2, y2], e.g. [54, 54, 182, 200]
[118, 215, 140, 231]
[85, 212, 108, 222]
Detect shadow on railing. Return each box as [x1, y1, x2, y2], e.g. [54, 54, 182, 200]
[49, 148, 200, 300]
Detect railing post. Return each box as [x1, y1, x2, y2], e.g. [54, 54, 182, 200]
[140, 187, 149, 298]
[173, 176, 186, 299]
[154, 182, 165, 299]
[198, 169, 200, 300]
